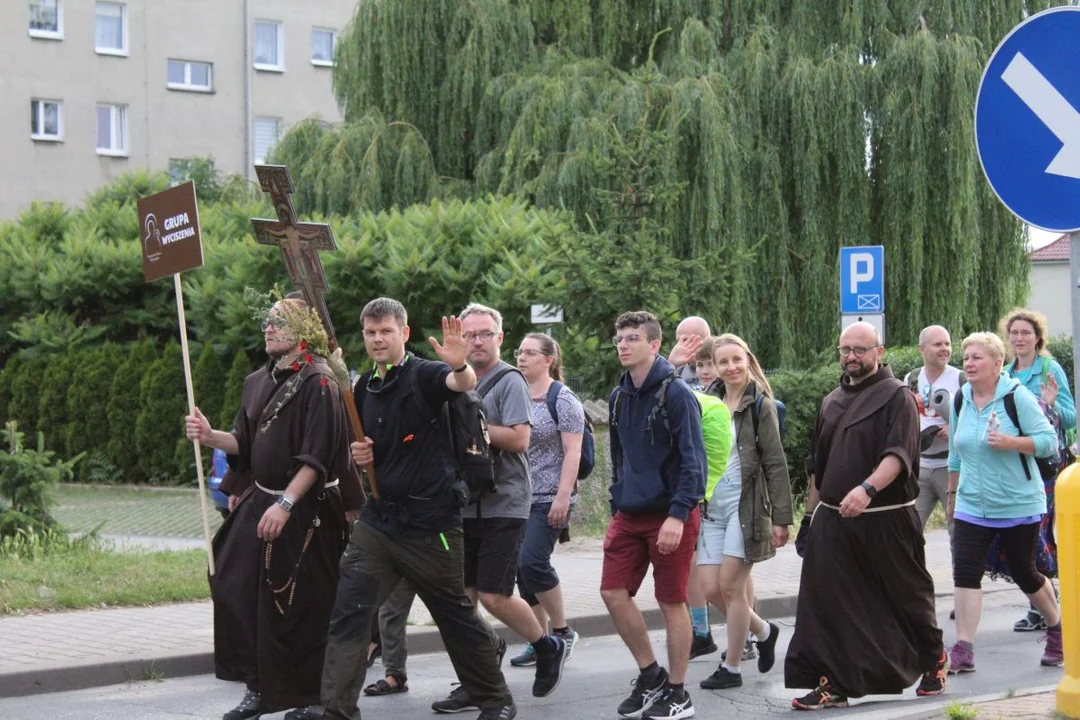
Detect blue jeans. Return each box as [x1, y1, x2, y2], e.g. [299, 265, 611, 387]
[516, 502, 571, 606]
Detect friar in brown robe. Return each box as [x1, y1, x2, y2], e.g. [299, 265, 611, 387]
[186, 297, 363, 720]
[785, 322, 945, 705]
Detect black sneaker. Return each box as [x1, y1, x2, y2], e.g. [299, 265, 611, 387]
[432, 685, 479, 714]
[700, 665, 742, 690]
[755, 622, 780, 674]
[617, 667, 669, 719]
[283, 707, 325, 720]
[720, 639, 757, 662]
[223, 690, 262, 720]
[642, 686, 695, 719]
[477, 704, 518, 720]
[689, 633, 718, 660]
[533, 636, 567, 697]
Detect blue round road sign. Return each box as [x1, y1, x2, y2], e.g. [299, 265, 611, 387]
[975, 6, 1080, 233]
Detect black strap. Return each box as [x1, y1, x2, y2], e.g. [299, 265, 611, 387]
[953, 389, 1031, 481]
[477, 366, 521, 399]
[546, 381, 564, 425]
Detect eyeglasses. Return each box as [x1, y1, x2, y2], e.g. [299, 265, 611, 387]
[471, 331, 497, 342]
[612, 334, 648, 346]
[1009, 329, 1035, 337]
[261, 315, 287, 332]
[838, 345, 880, 358]
[513, 348, 549, 359]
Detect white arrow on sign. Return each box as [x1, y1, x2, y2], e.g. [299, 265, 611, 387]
[1001, 52, 1080, 180]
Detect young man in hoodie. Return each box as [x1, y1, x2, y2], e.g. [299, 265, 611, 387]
[602, 311, 707, 720]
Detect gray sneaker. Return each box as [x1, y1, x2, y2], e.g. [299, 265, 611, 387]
[432, 685, 479, 714]
[720, 640, 757, 662]
[555, 627, 580, 662]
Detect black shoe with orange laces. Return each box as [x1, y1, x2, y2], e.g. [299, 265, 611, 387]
[791, 677, 849, 711]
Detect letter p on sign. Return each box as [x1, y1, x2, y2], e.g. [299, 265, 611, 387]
[849, 253, 874, 293]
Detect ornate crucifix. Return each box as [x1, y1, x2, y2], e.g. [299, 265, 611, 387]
[251, 164, 378, 497]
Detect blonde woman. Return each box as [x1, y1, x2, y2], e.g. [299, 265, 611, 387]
[697, 334, 793, 690]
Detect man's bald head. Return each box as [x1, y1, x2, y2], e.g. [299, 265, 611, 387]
[838, 321, 883, 383]
[676, 316, 711, 342]
[840, 321, 880, 348]
[918, 325, 952, 369]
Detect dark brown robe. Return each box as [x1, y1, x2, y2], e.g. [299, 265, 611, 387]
[211, 358, 357, 712]
[785, 365, 943, 698]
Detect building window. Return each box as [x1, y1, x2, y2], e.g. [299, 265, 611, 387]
[95, 2, 127, 55]
[254, 20, 283, 71]
[96, 104, 128, 155]
[29, 0, 63, 39]
[311, 28, 336, 66]
[167, 60, 213, 92]
[254, 116, 282, 164]
[31, 99, 62, 141]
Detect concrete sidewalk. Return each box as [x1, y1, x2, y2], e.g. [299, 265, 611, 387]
[0, 530, 965, 697]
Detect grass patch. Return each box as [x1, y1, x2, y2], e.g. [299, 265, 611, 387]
[0, 531, 210, 615]
[943, 700, 978, 719]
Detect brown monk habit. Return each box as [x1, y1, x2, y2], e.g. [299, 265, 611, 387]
[211, 358, 358, 713]
[785, 365, 943, 698]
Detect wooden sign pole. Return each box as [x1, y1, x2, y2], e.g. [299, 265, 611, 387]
[173, 273, 216, 575]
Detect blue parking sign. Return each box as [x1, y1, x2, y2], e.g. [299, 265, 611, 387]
[839, 246, 884, 315]
[975, 7, 1080, 233]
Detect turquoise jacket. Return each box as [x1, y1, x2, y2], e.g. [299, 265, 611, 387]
[1006, 355, 1076, 432]
[948, 373, 1057, 519]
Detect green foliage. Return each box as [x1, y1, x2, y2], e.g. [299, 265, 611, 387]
[167, 157, 223, 204]
[36, 353, 76, 451]
[8, 359, 46, 437]
[0, 422, 83, 536]
[769, 365, 842, 500]
[135, 343, 187, 483]
[1048, 335, 1074, 391]
[0, 356, 20, 425]
[220, 351, 254, 431]
[65, 346, 120, 473]
[107, 340, 158, 479]
[192, 345, 227, 442]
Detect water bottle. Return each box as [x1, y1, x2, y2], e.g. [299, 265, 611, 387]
[988, 410, 1000, 435]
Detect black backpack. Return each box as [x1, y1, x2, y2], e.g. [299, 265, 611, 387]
[544, 380, 596, 480]
[750, 392, 787, 442]
[953, 389, 1057, 482]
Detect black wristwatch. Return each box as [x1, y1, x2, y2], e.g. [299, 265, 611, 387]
[859, 481, 878, 499]
[453, 363, 469, 373]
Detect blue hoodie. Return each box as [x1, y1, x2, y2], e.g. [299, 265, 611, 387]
[609, 356, 707, 520]
[947, 372, 1058, 519]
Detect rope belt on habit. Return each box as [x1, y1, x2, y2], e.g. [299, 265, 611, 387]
[255, 479, 339, 496]
[816, 498, 916, 515]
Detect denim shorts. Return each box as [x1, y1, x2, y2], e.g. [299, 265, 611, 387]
[697, 481, 744, 564]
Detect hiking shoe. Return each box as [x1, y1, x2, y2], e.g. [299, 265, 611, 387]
[756, 622, 780, 674]
[533, 636, 567, 697]
[689, 632, 718, 660]
[791, 677, 849, 711]
[223, 690, 262, 720]
[1014, 610, 1047, 632]
[617, 667, 669, 719]
[700, 665, 742, 690]
[642, 686, 695, 719]
[432, 685, 479, 714]
[555, 626, 580, 662]
[477, 705, 518, 720]
[1042, 627, 1064, 667]
[948, 642, 975, 674]
[510, 643, 536, 667]
[283, 707, 324, 720]
[720, 639, 757, 662]
[916, 650, 948, 696]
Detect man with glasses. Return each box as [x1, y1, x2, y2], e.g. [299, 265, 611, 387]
[184, 294, 361, 720]
[603, 311, 707, 720]
[785, 322, 946, 711]
[430, 302, 568, 714]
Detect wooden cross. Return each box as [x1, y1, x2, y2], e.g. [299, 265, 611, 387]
[251, 165, 338, 346]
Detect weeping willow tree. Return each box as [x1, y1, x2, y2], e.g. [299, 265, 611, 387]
[271, 0, 1068, 366]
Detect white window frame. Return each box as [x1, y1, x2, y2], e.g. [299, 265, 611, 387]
[96, 103, 129, 156]
[95, 1, 128, 57]
[254, 116, 282, 165]
[253, 20, 284, 72]
[311, 28, 336, 67]
[29, 0, 64, 40]
[30, 99, 63, 142]
[166, 59, 213, 92]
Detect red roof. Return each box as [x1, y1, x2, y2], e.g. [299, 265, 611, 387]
[1030, 234, 1070, 262]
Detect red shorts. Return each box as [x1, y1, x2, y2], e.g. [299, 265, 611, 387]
[600, 507, 701, 604]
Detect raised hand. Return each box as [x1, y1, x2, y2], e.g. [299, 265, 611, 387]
[1042, 373, 1059, 408]
[668, 334, 703, 368]
[429, 315, 470, 369]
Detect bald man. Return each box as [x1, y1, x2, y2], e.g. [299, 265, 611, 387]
[669, 316, 711, 390]
[785, 322, 946, 710]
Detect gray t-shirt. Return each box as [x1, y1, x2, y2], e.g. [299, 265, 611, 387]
[527, 384, 585, 505]
[463, 360, 533, 519]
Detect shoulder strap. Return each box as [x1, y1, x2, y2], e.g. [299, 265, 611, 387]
[751, 392, 763, 446]
[1002, 390, 1031, 481]
[953, 388, 964, 416]
[546, 381, 564, 425]
[477, 366, 520, 399]
[651, 370, 678, 431]
[610, 390, 625, 474]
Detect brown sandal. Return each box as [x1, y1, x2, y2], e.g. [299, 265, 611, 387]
[363, 677, 408, 696]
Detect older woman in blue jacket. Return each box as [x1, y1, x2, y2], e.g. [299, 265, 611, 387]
[945, 332, 1061, 674]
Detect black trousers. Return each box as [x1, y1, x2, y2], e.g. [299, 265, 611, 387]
[321, 521, 512, 719]
[952, 517, 1046, 594]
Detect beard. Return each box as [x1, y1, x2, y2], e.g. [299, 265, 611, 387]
[846, 361, 875, 379]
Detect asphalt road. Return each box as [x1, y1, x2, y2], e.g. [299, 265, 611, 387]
[0, 592, 1062, 720]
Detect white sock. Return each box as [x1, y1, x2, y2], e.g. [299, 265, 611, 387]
[722, 662, 741, 674]
[754, 622, 771, 642]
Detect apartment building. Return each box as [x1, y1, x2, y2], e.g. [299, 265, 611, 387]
[0, 0, 356, 218]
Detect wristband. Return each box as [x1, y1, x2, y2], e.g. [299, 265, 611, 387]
[453, 363, 469, 373]
[860, 481, 878, 499]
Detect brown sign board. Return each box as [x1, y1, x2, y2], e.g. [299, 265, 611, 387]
[138, 181, 204, 282]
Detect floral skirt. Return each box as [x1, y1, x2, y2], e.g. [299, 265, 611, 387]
[985, 480, 1057, 582]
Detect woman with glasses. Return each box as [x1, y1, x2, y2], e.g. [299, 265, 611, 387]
[946, 332, 1062, 672]
[999, 309, 1075, 633]
[507, 333, 583, 667]
[696, 334, 793, 689]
